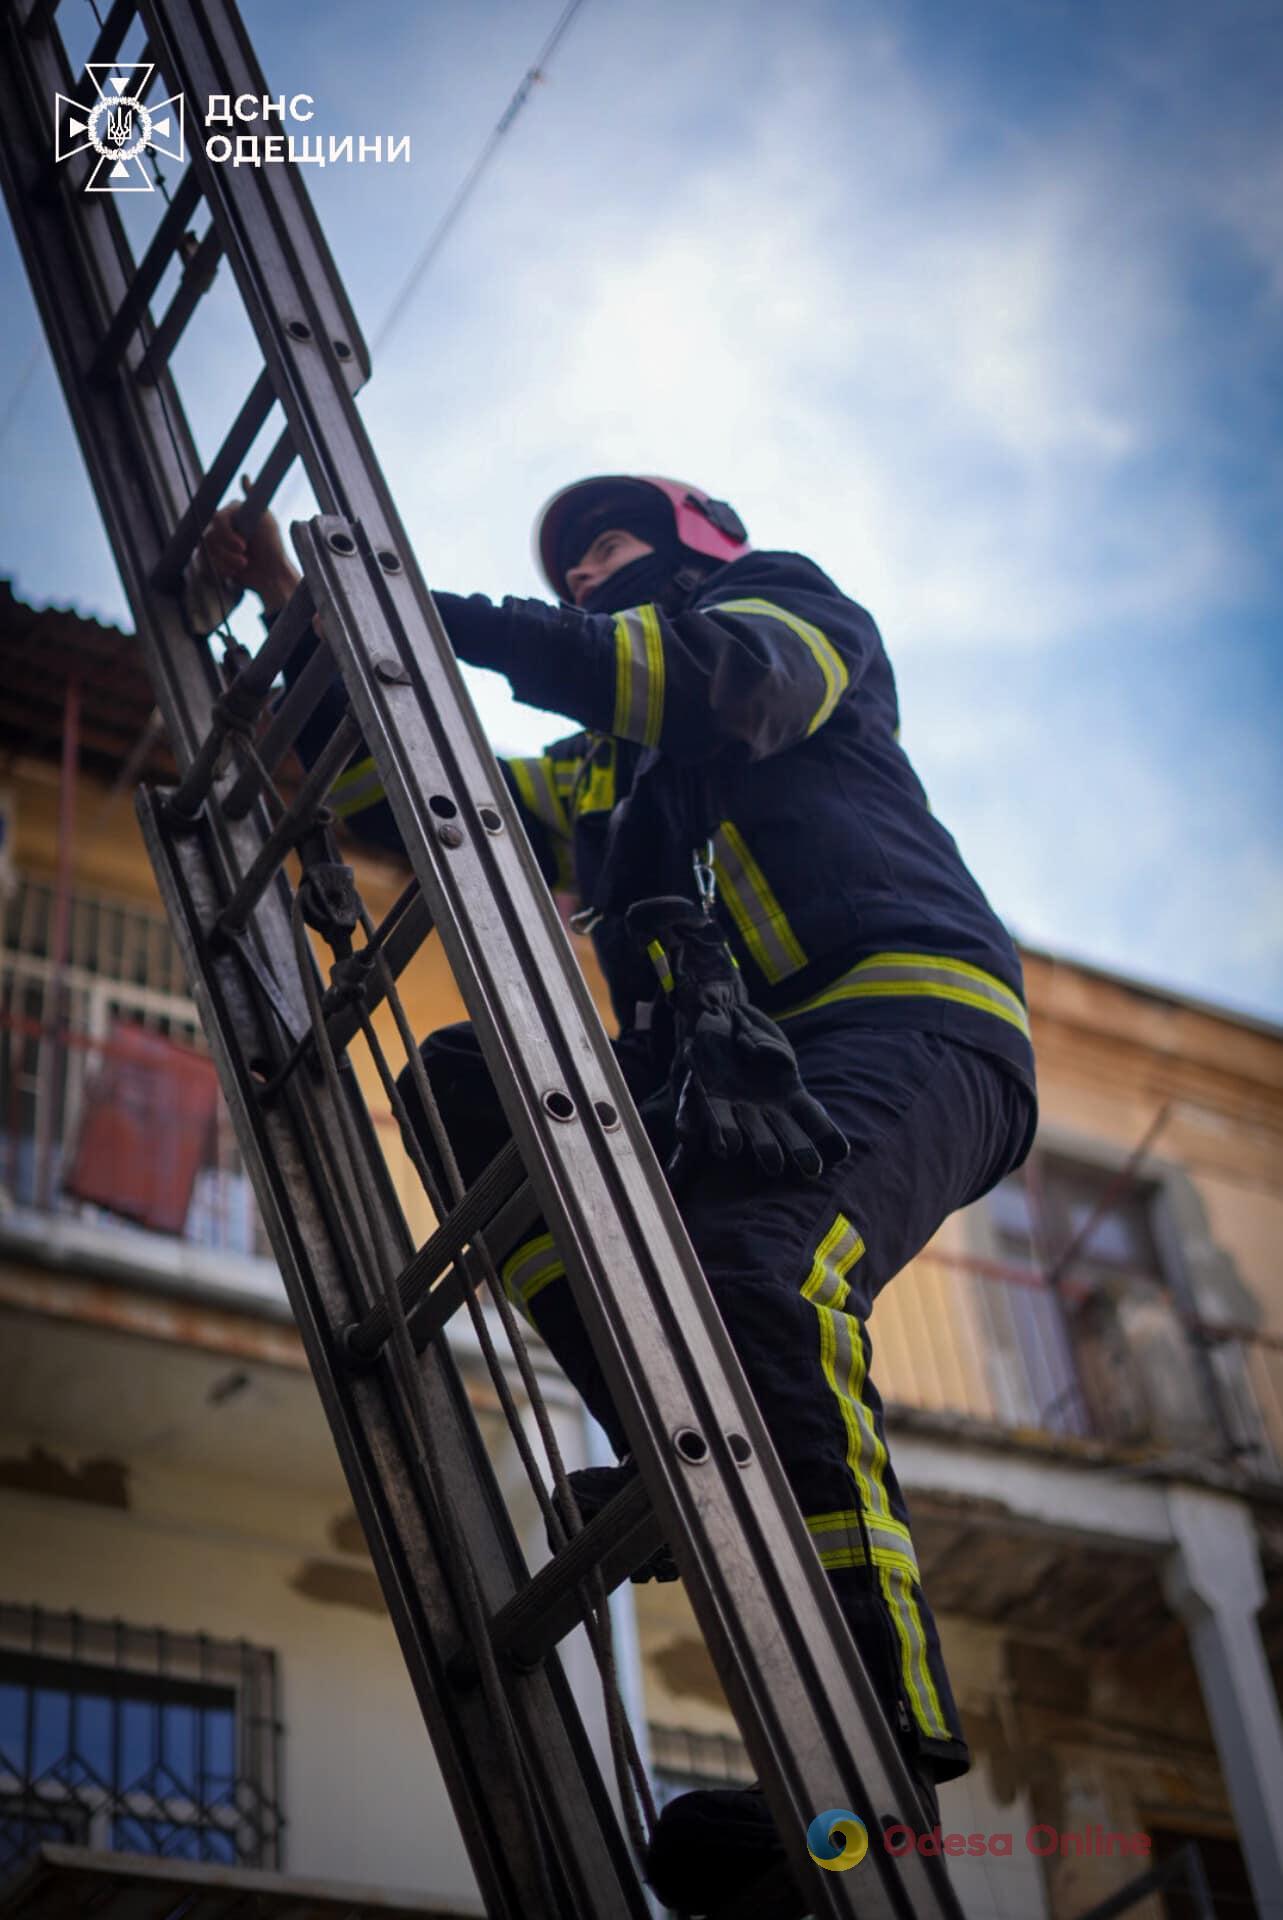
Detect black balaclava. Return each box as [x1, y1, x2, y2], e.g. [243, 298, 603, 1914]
[559, 502, 703, 616]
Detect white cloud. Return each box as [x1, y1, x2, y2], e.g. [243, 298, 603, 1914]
[3, 0, 1279, 1018]
[348, 0, 1267, 689]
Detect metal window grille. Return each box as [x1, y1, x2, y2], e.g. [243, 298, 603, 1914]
[0, 1603, 283, 1879]
[0, 872, 270, 1256]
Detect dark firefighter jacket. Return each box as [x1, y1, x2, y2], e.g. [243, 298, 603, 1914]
[276, 550, 1036, 1096]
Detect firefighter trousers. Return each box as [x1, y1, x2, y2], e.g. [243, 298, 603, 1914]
[398, 1008, 1036, 1788]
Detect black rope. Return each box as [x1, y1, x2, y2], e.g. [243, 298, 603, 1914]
[354, 907, 658, 1851]
[290, 893, 563, 1913]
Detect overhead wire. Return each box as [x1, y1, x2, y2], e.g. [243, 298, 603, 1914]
[273, 0, 588, 524]
[372, 0, 588, 357]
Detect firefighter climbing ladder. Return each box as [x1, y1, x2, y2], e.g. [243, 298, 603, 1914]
[0, 4, 967, 1914]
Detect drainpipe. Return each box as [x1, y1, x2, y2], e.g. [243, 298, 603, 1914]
[34, 672, 78, 1211]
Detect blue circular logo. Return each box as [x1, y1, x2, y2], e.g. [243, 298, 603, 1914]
[806, 1807, 869, 1871]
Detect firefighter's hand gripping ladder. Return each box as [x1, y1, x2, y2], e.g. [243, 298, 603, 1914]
[0, 4, 966, 1914]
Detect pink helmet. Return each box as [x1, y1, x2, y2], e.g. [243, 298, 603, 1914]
[535, 473, 750, 601]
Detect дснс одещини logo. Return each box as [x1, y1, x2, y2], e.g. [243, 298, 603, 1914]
[54, 63, 184, 193]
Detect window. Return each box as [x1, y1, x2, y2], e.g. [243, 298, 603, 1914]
[985, 1153, 1216, 1453]
[0, 1605, 282, 1879]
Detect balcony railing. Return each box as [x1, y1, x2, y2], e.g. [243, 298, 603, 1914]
[869, 1245, 1283, 1483]
[0, 998, 274, 1263]
[5, 875, 1280, 1484]
[0, 875, 437, 1266]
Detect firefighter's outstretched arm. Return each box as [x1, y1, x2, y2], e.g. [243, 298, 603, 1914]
[433, 585, 882, 763]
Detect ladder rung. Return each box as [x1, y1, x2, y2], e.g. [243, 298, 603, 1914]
[84, 0, 137, 73]
[135, 220, 223, 383]
[152, 369, 276, 588]
[403, 1180, 540, 1351]
[251, 885, 436, 1102]
[213, 710, 363, 931]
[325, 886, 434, 1055]
[238, 578, 318, 695]
[472, 1476, 669, 1677]
[166, 582, 311, 823]
[165, 579, 315, 822]
[92, 167, 202, 380]
[234, 427, 296, 531]
[222, 638, 332, 819]
[342, 1140, 527, 1363]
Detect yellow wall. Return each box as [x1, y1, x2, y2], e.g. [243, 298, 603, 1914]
[6, 754, 611, 1249]
[11, 751, 1283, 1430]
[867, 948, 1283, 1446]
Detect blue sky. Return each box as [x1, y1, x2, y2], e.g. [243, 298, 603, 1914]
[3, 0, 1281, 1020]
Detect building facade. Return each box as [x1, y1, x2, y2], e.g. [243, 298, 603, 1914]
[1, 590, 1280, 1918]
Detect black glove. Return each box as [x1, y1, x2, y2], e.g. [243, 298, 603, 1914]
[431, 590, 514, 675]
[626, 897, 849, 1187]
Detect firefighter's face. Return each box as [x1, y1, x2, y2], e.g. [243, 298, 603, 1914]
[565, 529, 654, 607]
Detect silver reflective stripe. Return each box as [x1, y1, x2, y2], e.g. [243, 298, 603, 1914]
[711, 821, 807, 984]
[805, 1509, 920, 1576]
[500, 1233, 565, 1321]
[329, 754, 386, 819]
[708, 595, 848, 733]
[612, 605, 665, 746]
[780, 950, 1031, 1040]
[801, 1214, 864, 1311]
[825, 1303, 895, 1526]
[880, 1562, 951, 1740]
[510, 756, 569, 839]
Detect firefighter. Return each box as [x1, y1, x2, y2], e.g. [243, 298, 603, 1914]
[205, 476, 1038, 1915]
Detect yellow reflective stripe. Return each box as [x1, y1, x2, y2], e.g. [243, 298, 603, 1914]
[329, 754, 386, 819]
[880, 1563, 950, 1742]
[639, 605, 665, 746]
[806, 1506, 917, 1566]
[709, 595, 849, 733]
[573, 741, 616, 818]
[711, 820, 808, 985]
[612, 606, 665, 747]
[647, 939, 675, 995]
[801, 1214, 864, 1311]
[509, 755, 571, 841]
[551, 756, 580, 802]
[779, 950, 1031, 1040]
[806, 1528, 918, 1574]
[801, 1220, 887, 1523]
[500, 1232, 565, 1326]
[802, 1212, 948, 1744]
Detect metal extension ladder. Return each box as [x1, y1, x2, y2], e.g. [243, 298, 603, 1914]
[0, 5, 967, 1914]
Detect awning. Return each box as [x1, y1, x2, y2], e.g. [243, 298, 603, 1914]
[0, 1845, 478, 1919]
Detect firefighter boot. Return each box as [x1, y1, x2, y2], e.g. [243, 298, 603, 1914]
[644, 1770, 943, 1915]
[548, 1462, 679, 1582]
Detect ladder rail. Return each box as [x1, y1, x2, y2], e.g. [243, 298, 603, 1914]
[2, 5, 649, 1908]
[0, 0, 970, 1910]
[138, 789, 648, 1920]
[298, 517, 963, 1919]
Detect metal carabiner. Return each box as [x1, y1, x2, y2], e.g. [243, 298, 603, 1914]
[692, 838, 717, 917]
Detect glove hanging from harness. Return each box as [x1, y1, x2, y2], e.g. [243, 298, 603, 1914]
[625, 896, 850, 1189]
